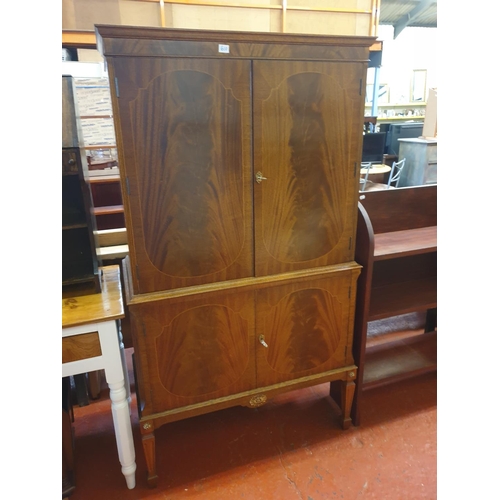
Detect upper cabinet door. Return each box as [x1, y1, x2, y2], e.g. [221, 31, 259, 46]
[110, 57, 254, 293]
[253, 61, 364, 276]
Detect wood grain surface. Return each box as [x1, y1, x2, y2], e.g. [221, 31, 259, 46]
[263, 289, 342, 372]
[253, 60, 364, 276]
[96, 24, 376, 60]
[156, 305, 250, 398]
[110, 57, 253, 294]
[62, 331, 101, 363]
[62, 265, 124, 328]
[255, 270, 359, 387]
[129, 287, 256, 415]
[95, 28, 373, 485]
[360, 184, 437, 234]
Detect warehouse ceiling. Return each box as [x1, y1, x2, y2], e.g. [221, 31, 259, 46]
[379, 0, 437, 38]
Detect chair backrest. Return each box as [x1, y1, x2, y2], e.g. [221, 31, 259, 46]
[360, 162, 372, 191]
[387, 158, 406, 188]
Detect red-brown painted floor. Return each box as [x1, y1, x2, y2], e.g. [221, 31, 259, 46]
[66, 349, 437, 500]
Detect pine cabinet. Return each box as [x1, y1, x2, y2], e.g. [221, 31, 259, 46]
[97, 25, 374, 486]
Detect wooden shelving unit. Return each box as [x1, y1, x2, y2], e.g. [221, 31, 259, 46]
[372, 226, 436, 259]
[62, 75, 101, 296]
[88, 174, 125, 231]
[363, 330, 437, 388]
[71, 77, 125, 233]
[88, 174, 128, 260]
[351, 185, 437, 426]
[93, 204, 124, 217]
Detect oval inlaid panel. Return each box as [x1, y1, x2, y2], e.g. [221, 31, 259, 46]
[261, 72, 347, 263]
[264, 288, 342, 374]
[132, 70, 245, 278]
[156, 305, 249, 397]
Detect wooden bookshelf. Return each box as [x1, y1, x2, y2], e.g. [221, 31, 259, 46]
[350, 185, 437, 425]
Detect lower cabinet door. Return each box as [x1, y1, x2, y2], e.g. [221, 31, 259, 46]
[255, 271, 356, 387]
[130, 288, 256, 416]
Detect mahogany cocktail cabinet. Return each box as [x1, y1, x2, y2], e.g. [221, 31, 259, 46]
[96, 24, 375, 486]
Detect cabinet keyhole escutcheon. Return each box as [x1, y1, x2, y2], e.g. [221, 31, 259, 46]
[255, 171, 267, 184]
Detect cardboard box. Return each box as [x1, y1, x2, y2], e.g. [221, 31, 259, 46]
[77, 49, 104, 63]
[422, 88, 437, 138]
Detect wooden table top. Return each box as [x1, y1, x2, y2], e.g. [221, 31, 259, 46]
[360, 164, 391, 174]
[62, 265, 125, 328]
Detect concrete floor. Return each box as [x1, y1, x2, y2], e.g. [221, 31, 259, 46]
[65, 347, 437, 500]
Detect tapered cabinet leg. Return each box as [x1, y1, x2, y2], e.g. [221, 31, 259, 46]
[330, 371, 357, 429]
[340, 379, 356, 430]
[141, 423, 158, 488]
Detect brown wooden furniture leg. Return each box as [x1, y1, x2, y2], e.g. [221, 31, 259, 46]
[62, 377, 76, 498]
[329, 372, 356, 429]
[340, 379, 356, 430]
[425, 307, 437, 332]
[141, 423, 158, 488]
[88, 370, 102, 399]
[329, 380, 341, 408]
[62, 407, 76, 497]
[73, 373, 90, 406]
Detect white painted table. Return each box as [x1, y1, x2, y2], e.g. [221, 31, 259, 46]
[62, 265, 136, 489]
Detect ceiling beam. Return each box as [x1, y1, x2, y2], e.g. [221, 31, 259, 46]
[62, 30, 97, 48]
[393, 0, 434, 39]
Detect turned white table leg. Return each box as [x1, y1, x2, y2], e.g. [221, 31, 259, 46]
[100, 321, 137, 489]
[108, 380, 137, 488]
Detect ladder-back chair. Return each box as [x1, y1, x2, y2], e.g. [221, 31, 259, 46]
[387, 158, 406, 188]
[360, 162, 372, 191]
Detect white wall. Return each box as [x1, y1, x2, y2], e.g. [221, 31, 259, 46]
[62, 61, 108, 78]
[372, 25, 438, 103]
